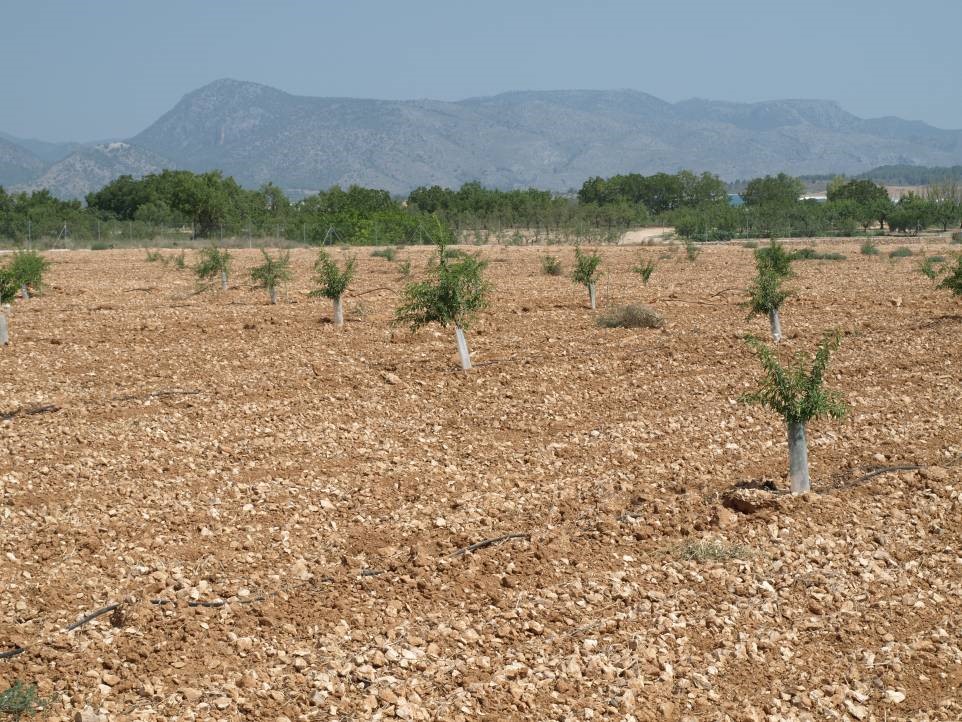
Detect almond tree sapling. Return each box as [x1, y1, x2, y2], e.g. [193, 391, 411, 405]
[394, 239, 490, 371]
[8, 250, 50, 299]
[741, 332, 847, 493]
[0, 268, 17, 345]
[311, 250, 356, 327]
[249, 249, 293, 305]
[571, 247, 602, 310]
[920, 254, 962, 298]
[195, 244, 232, 290]
[632, 258, 655, 285]
[754, 239, 794, 279]
[745, 266, 791, 343]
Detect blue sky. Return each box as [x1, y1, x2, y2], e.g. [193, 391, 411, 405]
[2, 0, 959, 140]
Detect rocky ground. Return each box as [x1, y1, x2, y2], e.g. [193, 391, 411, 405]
[1, 239, 960, 721]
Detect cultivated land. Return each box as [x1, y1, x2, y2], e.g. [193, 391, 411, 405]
[1, 240, 960, 721]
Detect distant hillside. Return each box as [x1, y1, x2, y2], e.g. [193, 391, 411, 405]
[0, 137, 46, 186]
[15, 142, 173, 199]
[0, 131, 81, 165]
[5, 78, 962, 198]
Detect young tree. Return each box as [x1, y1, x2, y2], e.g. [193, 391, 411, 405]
[394, 239, 490, 371]
[311, 250, 356, 327]
[741, 332, 847, 493]
[754, 239, 794, 279]
[0, 268, 16, 345]
[745, 267, 790, 343]
[571, 247, 602, 310]
[195, 244, 232, 290]
[632, 257, 655, 285]
[249, 249, 292, 304]
[921, 254, 962, 298]
[8, 250, 50, 299]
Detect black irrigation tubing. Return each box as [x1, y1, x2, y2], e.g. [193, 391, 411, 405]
[111, 389, 201, 402]
[1, 404, 61, 421]
[451, 533, 531, 558]
[840, 465, 923, 490]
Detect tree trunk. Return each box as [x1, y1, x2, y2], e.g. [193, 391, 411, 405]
[20, 284, 29, 300]
[787, 421, 810, 493]
[588, 283, 597, 310]
[454, 325, 472, 371]
[769, 308, 782, 343]
[0, 313, 8, 346]
[332, 296, 344, 327]
[220, 270, 228, 290]
[269, 286, 278, 305]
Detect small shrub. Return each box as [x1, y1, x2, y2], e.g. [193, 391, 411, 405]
[397, 259, 412, 278]
[889, 246, 914, 259]
[90, 241, 112, 251]
[172, 251, 187, 270]
[684, 238, 700, 262]
[789, 248, 845, 261]
[860, 241, 880, 256]
[632, 258, 655, 284]
[371, 246, 397, 261]
[8, 250, 50, 296]
[0, 680, 55, 718]
[937, 256, 962, 296]
[951, 231, 961, 244]
[742, 240, 759, 249]
[596, 303, 664, 329]
[677, 540, 750, 562]
[145, 250, 163, 263]
[540, 254, 562, 276]
[0, 268, 18, 304]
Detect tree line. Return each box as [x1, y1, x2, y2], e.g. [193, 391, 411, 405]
[2, 168, 961, 246]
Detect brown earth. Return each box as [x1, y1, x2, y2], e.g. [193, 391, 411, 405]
[0, 239, 960, 721]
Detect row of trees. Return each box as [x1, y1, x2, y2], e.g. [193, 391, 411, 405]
[672, 174, 962, 240]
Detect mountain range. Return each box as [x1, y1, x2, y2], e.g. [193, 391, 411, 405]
[4, 78, 962, 199]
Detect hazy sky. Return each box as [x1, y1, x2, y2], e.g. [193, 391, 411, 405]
[2, 0, 959, 140]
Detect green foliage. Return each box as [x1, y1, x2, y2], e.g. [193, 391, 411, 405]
[0, 680, 54, 719]
[889, 246, 914, 259]
[741, 173, 805, 207]
[194, 244, 232, 281]
[937, 256, 962, 296]
[740, 332, 847, 426]
[90, 241, 112, 251]
[145, 250, 163, 263]
[172, 250, 187, 270]
[249, 249, 293, 291]
[677, 540, 751, 561]
[632, 257, 655, 284]
[394, 240, 490, 331]
[754, 240, 794, 278]
[578, 170, 726, 214]
[397, 259, 412, 278]
[540, 254, 562, 276]
[596, 304, 664, 329]
[0, 267, 18, 304]
[8, 250, 49, 292]
[789, 248, 846, 261]
[571, 247, 602, 288]
[683, 238, 700, 262]
[371, 246, 397, 261]
[919, 256, 943, 280]
[311, 250, 356, 299]
[745, 267, 790, 318]
[860, 240, 880, 256]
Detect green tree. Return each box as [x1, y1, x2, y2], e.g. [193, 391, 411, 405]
[394, 239, 491, 371]
[754, 240, 794, 278]
[741, 332, 847, 493]
[742, 173, 805, 207]
[311, 250, 356, 327]
[571, 247, 602, 309]
[8, 250, 50, 299]
[194, 244, 232, 290]
[249, 249, 293, 304]
[745, 267, 790, 342]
